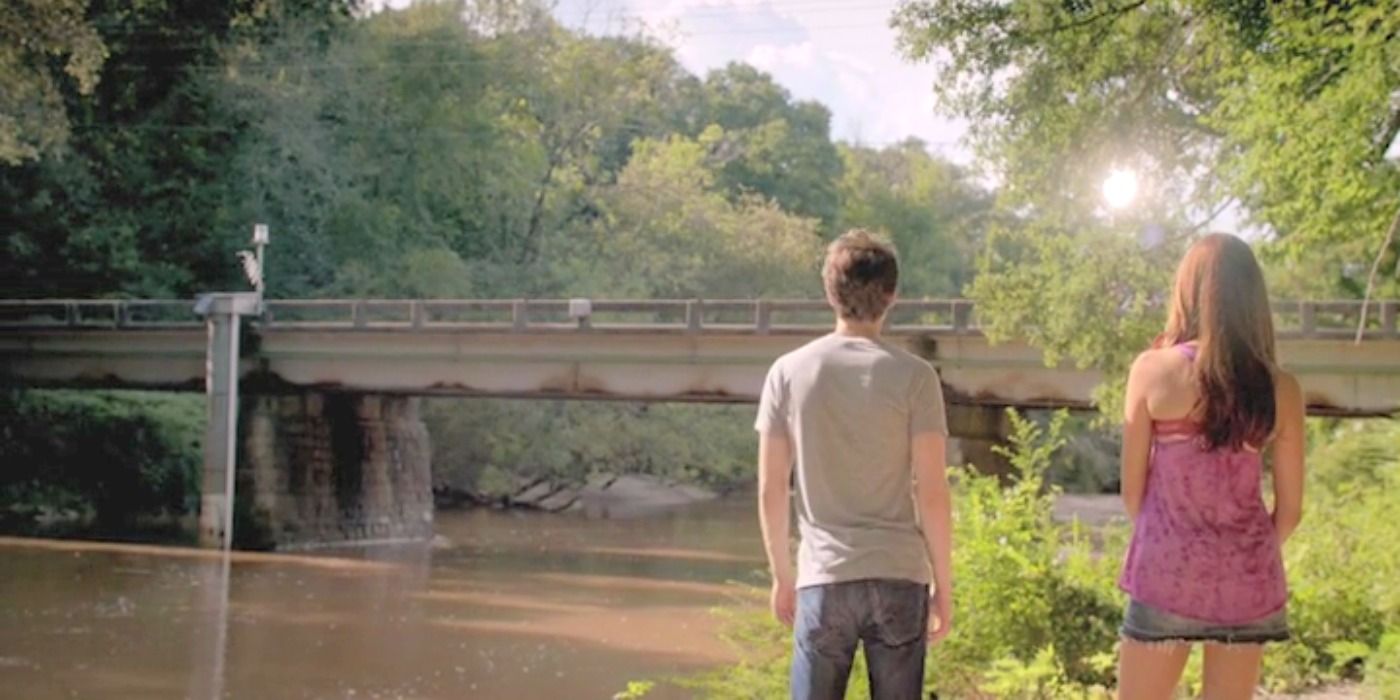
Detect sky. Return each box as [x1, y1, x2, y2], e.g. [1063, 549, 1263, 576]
[373, 0, 972, 161]
[549, 0, 971, 161]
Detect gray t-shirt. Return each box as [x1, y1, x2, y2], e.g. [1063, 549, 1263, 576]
[755, 333, 948, 589]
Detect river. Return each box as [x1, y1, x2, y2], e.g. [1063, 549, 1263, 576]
[0, 499, 767, 700]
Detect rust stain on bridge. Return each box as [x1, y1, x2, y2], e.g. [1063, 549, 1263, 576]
[2, 299, 1398, 416]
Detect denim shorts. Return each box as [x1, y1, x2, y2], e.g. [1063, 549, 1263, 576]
[1120, 599, 1290, 645]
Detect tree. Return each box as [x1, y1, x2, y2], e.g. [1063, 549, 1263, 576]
[558, 130, 823, 299]
[1206, 3, 1400, 297]
[697, 64, 845, 226]
[0, 0, 357, 298]
[892, 0, 1400, 411]
[837, 140, 994, 298]
[211, 1, 506, 297]
[0, 0, 107, 164]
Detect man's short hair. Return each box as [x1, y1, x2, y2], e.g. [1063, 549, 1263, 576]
[822, 229, 898, 322]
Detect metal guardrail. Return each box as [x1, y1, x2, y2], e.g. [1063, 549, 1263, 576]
[0, 298, 1396, 339]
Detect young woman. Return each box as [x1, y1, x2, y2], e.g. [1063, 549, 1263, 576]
[1117, 234, 1306, 700]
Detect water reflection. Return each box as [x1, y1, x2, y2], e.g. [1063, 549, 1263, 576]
[187, 552, 231, 700]
[0, 499, 764, 699]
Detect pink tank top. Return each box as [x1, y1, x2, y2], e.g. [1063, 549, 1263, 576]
[1118, 343, 1288, 624]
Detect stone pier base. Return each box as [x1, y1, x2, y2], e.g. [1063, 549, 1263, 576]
[947, 404, 1013, 478]
[236, 393, 433, 549]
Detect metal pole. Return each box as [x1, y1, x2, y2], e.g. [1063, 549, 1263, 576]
[187, 550, 232, 700]
[221, 316, 240, 550]
[199, 309, 237, 549]
[197, 294, 258, 550]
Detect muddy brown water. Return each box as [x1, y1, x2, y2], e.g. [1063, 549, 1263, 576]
[0, 499, 767, 700]
[3, 496, 1344, 699]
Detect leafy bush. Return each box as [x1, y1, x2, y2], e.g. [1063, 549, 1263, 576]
[1364, 633, 1400, 699]
[646, 410, 1127, 699]
[642, 415, 1400, 698]
[1264, 419, 1400, 692]
[0, 389, 203, 532]
[926, 410, 1122, 697]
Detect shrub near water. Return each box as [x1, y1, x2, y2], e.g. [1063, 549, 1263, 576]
[648, 415, 1400, 699]
[655, 410, 1127, 700]
[1265, 419, 1400, 695]
[0, 389, 202, 534]
[932, 411, 1122, 698]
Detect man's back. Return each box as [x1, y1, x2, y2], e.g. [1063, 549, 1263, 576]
[757, 333, 947, 588]
[756, 230, 953, 699]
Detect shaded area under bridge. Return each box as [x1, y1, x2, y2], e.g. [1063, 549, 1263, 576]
[2, 298, 1395, 550]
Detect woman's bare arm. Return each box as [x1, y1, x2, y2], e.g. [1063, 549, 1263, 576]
[1270, 371, 1306, 543]
[1120, 353, 1155, 520]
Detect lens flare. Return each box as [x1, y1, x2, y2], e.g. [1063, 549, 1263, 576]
[1102, 169, 1139, 210]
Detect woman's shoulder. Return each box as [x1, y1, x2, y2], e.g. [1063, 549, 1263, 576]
[1273, 367, 1303, 403]
[1130, 345, 1192, 379]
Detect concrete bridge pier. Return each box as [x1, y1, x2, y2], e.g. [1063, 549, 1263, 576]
[946, 404, 1013, 477]
[235, 392, 434, 549]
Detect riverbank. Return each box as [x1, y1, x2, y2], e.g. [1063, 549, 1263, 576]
[436, 473, 720, 518]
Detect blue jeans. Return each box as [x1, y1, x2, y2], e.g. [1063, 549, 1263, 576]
[791, 579, 928, 700]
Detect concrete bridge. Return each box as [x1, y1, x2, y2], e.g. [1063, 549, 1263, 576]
[3, 298, 1397, 549]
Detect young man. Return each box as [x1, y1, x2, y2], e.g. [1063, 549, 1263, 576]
[756, 229, 954, 700]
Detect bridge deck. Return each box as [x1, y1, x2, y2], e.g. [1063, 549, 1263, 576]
[2, 299, 1397, 415]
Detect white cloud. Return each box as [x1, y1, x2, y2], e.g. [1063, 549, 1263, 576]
[556, 0, 972, 159]
[746, 41, 817, 72]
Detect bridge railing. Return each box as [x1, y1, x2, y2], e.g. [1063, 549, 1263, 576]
[257, 298, 981, 335]
[0, 298, 1396, 339]
[0, 299, 199, 329]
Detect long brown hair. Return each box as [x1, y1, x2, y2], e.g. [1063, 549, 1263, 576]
[1159, 233, 1277, 450]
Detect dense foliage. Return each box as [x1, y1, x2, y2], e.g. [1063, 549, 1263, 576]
[428, 400, 761, 500]
[0, 0, 990, 513]
[0, 390, 203, 534]
[1267, 420, 1400, 695]
[652, 413, 1400, 698]
[894, 0, 1400, 398]
[667, 411, 1125, 699]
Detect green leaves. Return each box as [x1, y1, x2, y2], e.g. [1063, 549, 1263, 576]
[836, 140, 994, 298]
[894, 0, 1400, 419]
[668, 409, 1127, 698]
[699, 64, 844, 226]
[0, 390, 203, 532]
[1263, 419, 1400, 691]
[0, 0, 108, 164]
[560, 132, 823, 300]
[1206, 3, 1400, 295]
[967, 220, 1175, 415]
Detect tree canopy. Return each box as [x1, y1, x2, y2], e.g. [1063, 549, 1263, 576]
[894, 0, 1400, 409]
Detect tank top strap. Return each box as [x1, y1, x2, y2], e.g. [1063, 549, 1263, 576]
[1154, 343, 1201, 437]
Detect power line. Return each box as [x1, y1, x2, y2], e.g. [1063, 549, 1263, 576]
[65, 120, 966, 149]
[564, 0, 901, 14]
[91, 0, 903, 38]
[97, 18, 895, 54]
[560, 0, 901, 23]
[97, 20, 904, 70]
[91, 0, 901, 30]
